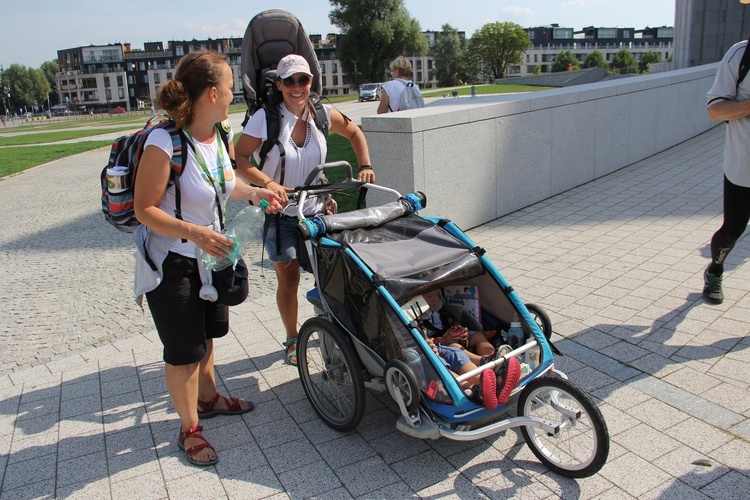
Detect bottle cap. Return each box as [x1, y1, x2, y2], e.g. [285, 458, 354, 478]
[259, 199, 270, 208]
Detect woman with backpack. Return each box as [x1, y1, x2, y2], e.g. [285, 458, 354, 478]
[235, 54, 375, 366]
[377, 55, 424, 113]
[132, 50, 282, 467]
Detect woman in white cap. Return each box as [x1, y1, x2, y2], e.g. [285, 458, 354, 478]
[235, 54, 375, 366]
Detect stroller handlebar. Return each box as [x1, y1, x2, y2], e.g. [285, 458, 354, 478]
[297, 191, 427, 240]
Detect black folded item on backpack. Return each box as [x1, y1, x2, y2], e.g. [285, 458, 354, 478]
[212, 258, 249, 306]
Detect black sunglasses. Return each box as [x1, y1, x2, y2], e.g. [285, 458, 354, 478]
[282, 75, 311, 87]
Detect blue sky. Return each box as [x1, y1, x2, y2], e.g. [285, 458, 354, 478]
[1, 0, 675, 69]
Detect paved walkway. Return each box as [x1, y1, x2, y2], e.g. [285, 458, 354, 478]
[0, 123, 748, 498]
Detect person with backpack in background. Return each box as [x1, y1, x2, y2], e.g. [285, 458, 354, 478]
[377, 55, 424, 114]
[235, 54, 375, 366]
[132, 50, 282, 467]
[703, 31, 750, 305]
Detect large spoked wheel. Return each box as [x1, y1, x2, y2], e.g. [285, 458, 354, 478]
[517, 376, 609, 478]
[525, 303, 552, 340]
[297, 317, 366, 432]
[384, 360, 420, 415]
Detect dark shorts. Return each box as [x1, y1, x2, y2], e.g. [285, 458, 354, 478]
[145, 252, 229, 365]
[437, 345, 471, 373]
[265, 215, 301, 263]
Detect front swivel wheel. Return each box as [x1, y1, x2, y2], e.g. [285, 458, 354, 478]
[517, 376, 609, 478]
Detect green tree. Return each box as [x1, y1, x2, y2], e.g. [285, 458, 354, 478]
[466, 22, 530, 80]
[429, 24, 460, 87]
[429, 24, 470, 87]
[610, 49, 638, 75]
[639, 51, 662, 73]
[551, 50, 580, 72]
[29, 68, 51, 110]
[2, 64, 36, 113]
[583, 50, 608, 69]
[329, 0, 428, 86]
[40, 60, 60, 106]
[1, 64, 53, 114]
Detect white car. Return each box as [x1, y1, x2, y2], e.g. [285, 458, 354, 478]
[358, 83, 382, 102]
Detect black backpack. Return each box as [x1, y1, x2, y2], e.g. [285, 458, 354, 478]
[240, 9, 329, 185]
[737, 36, 750, 90]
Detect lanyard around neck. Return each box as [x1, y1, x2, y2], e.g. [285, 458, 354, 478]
[184, 125, 228, 230]
[184, 126, 227, 194]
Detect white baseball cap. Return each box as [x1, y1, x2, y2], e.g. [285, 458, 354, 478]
[277, 54, 313, 80]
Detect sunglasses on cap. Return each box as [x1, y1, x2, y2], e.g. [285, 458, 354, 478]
[282, 75, 311, 87]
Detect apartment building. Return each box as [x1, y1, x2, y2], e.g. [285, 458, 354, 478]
[54, 25, 672, 111]
[510, 25, 674, 76]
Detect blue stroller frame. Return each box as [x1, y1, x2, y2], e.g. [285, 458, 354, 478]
[292, 162, 609, 478]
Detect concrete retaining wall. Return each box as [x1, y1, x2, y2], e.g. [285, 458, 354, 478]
[362, 64, 720, 229]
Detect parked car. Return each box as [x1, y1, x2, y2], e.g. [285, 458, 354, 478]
[110, 106, 125, 114]
[358, 83, 382, 102]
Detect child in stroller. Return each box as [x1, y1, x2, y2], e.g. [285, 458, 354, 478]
[418, 288, 498, 365]
[416, 289, 522, 410]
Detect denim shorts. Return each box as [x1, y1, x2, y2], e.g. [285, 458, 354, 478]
[436, 345, 471, 372]
[265, 216, 301, 263]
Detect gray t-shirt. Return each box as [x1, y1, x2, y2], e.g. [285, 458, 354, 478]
[706, 40, 750, 187]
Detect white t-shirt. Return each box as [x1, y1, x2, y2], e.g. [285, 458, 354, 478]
[143, 126, 236, 257]
[242, 102, 331, 216]
[382, 78, 414, 112]
[706, 40, 750, 187]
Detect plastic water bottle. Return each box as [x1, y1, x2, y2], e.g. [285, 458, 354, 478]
[201, 200, 269, 271]
[507, 313, 524, 350]
[402, 348, 428, 390]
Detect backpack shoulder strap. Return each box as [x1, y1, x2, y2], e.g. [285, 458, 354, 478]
[737, 37, 750, 89]
[309, 93, 329, 136]
[259, 103, 286, 184]
[216, 121, 236, 169]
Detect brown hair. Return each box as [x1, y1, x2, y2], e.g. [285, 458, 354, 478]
[156, 50, 227, 127]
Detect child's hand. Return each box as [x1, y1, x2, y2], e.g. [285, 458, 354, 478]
[426, 338, 439, 355]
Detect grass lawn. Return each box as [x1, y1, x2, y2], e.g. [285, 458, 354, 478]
[0, 126, 141, 146]
[422, 83, 552, 98]
[0, 142, 111, 178]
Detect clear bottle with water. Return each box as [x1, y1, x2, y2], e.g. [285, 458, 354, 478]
[201, 200, 269, 271]
[507, 313, 525, 350]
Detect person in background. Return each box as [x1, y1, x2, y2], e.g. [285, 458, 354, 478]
[133, 50, 282, 467]
[703, 32, 750, 304]
[235, 54, 375, 366]
[377, 56, 421, 114]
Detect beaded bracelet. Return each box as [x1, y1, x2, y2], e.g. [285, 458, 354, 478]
[261, 179, 274, 188]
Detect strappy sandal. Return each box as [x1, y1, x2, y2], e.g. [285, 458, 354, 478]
[283, 337, 298, 366]
[197, 393, 254, 419]
[177, 425, 218, 466]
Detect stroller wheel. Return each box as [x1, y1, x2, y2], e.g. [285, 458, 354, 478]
[384, 360, 420, 415]
[517, 376, 609, 478]
[525, 303, 552, 340]
[297, 317, 366, 432]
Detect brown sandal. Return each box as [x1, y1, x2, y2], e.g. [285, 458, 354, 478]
[177, 425, 218, 466]
[197, 392, 254, 419]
